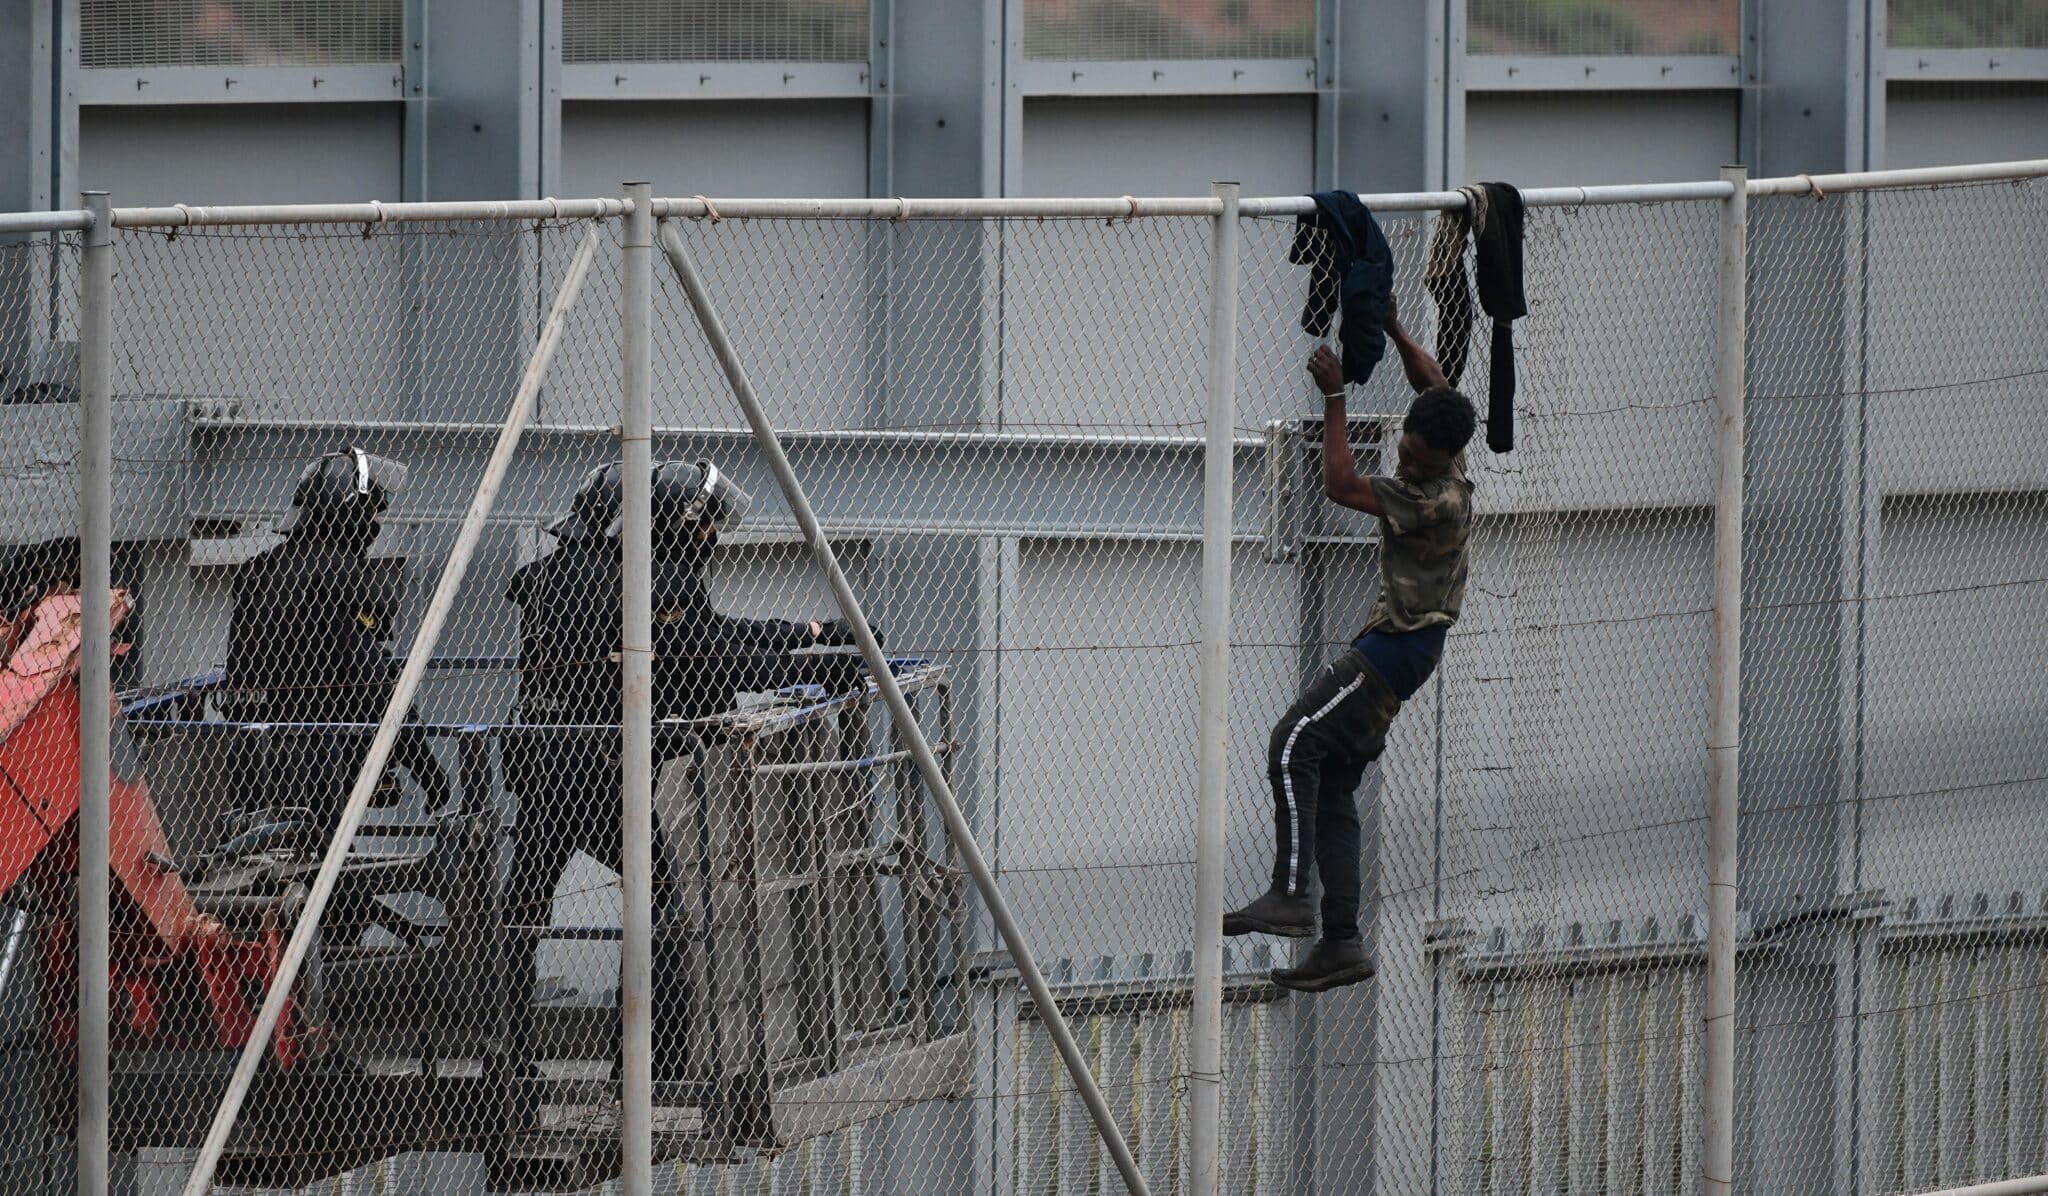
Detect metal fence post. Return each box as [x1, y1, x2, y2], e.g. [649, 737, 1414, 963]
[1703, 163, 1747, 1196]
[77, 188, 112, 1196]
[620, 180, 656, 1196]
[1189, 180, 1240, 1196]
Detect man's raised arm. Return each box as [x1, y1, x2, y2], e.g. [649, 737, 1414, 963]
[1386, 299, 1448, 395]
[1310, 345, 1383, 517]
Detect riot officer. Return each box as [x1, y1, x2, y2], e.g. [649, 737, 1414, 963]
[216, 448, 448, 862]
[493, 459, 868, 1103]
[647, 458, 871, 718]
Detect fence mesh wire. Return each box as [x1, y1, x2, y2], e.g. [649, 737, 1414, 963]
[1465, 0, 1739, 56]
[1887, 0, 2048, 48]
[1226, 196, 1720, 1195]
[562, 0, 870, 64]
[80, 0, 402, 69]
[1, 172, 2046, 1196]
[1741, 177, 2048, 1195]
[1022, 0, 1315, 61]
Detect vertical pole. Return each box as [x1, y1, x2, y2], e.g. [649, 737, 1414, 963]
[656, 221, 1149, 1196]
[76, 189, 112, 1196]
[1703, 164, 1747, 1196]
[1189, 181, 1239, 1196]
[619, 181, 655, 1196]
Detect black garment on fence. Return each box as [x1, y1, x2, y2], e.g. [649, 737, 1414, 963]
[1475, 181, 1526, 454]
[1426, 182, 1526, 453]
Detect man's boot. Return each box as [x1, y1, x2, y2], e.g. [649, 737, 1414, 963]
[1271, 938, 1374, 993]
[1222, 889, 1315, 937]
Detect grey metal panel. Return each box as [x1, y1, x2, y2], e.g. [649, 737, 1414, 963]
[1863, 182, 2048, 496]
[1019, 96, 1313, 197]
[1464, 54, 1743, 91]
[560, 101, 873, 429]
[1019, 57, 1316, 96]
[1331, 0, 1449, 192]
[1012, 98, 1305, 438]
[0, 2, 66, 439]
[994, 539, 1298, 958]
[1883, 83, 2048, 169]
[1748, 0, 1871, 177]
[1, 0, 61, 214]
[1435, 513, 1713, 935]
[559, 61, 871, 100]
[701, 538, 866, 628]
[557, 99, 869, 196]
[419, 0, 542, 201]
[992, 214, 1214, 428]
[883, 0, 998, 199]
[78, 103, 402, 202]
[1463, 91, 1738, 187]
[1860, 498, 2048, 903]
[1887, 49, 2048, 82]
[177, 422, 1288, 546]
[2, 399, 185, 541]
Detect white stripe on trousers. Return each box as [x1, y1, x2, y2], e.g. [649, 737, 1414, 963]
[1279, 670, 1367, 893]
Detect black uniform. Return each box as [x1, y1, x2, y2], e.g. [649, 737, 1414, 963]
[496, 529, 857, 1085]
[650, 548, 838, 721]
[502, 535, 836, 910]
[222, 532, 447, 834]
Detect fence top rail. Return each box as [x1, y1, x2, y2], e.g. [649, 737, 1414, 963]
[2, 157, 2039, 231]
[106, 197, 633, 228]
[1745, 157, 2048, 196]
[0, 209, 94, 234]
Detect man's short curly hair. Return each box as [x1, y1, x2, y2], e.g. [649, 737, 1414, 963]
[1404, 385, 1477, 456]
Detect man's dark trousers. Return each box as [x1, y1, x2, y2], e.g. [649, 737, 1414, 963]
[1267, 649, 1401, 941]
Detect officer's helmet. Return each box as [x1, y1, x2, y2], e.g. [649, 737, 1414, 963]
[548, 461, 624, 541]
[279, 448, 408, 535]
[653, 459, 752, 539]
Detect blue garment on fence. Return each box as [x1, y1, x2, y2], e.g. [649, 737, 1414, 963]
[1290, 190, 1397, 385]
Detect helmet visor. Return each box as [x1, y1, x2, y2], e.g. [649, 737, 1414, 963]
[352, 450, 410, 501]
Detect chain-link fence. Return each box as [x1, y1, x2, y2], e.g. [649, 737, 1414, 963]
[1, 163, 2045, 1196]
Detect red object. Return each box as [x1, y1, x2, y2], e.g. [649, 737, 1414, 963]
[0, 591, 313, 1063]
